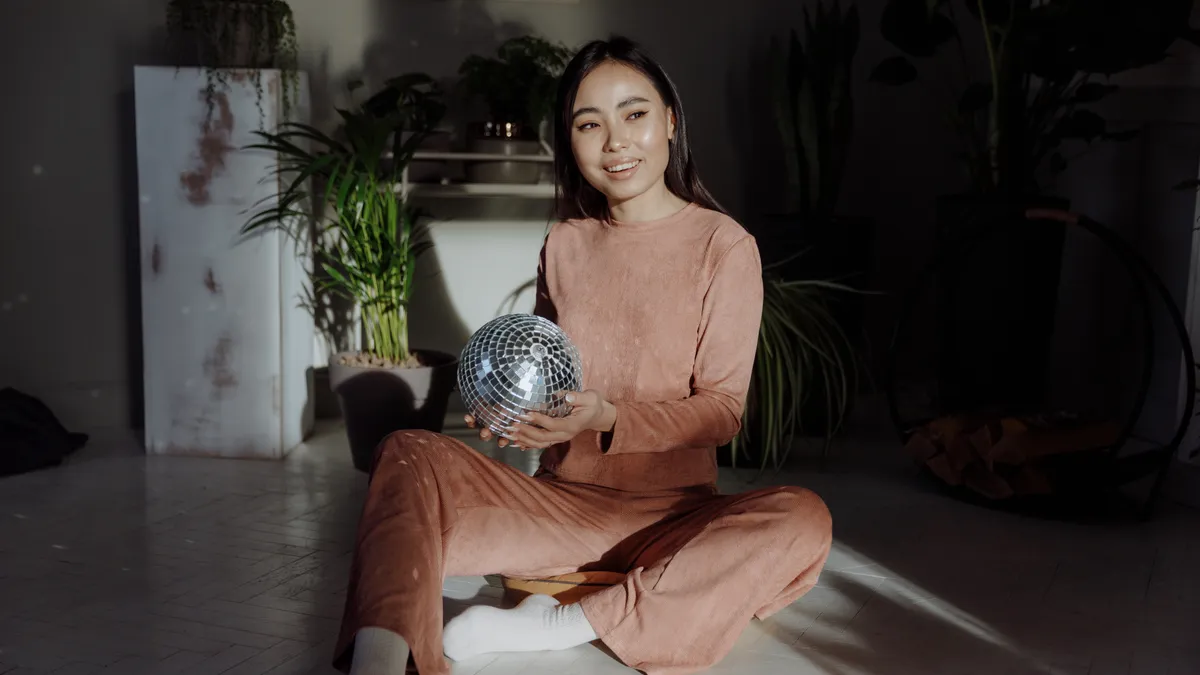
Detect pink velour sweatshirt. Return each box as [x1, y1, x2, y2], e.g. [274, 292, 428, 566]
[533, 202, 764, 492]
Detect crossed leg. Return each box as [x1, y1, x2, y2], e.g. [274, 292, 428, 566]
[580, 486, 833, 674]
[333, 430, 832, 675]
[335, 430, 684, 675]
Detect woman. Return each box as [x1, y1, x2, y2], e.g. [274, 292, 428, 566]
[336, 37, 833, 675]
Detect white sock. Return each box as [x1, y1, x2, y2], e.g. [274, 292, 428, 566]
[351, 626, 410, 675]
[442, 594, 598, 661]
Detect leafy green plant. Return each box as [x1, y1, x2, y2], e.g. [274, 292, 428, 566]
[458, 35, 574, 135]
[166, 0, 300, 127]
[768, 0, 860, 223]
[869, 0, 1196, 197]
[242, 74, 446, 365]
[732, 261, 860, 472]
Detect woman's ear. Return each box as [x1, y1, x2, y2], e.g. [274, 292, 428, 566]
[667, 107, 676, 141]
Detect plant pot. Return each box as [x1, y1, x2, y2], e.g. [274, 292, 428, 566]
[328, 350, 458, 472]
[464, 121, 543, 185]
[312, 366, 343, 420]
[932, 193, 1069, 416]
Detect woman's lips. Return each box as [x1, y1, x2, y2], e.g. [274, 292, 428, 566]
[603, 159, 641, 179]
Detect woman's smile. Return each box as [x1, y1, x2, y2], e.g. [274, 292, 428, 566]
[603, 158, 642, 179]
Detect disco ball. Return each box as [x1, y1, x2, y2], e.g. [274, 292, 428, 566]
[457, 313, 584, 437]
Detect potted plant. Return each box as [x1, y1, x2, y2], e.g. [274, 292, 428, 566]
[166, 0, 300, 127]
[758, 1, 869, 436]
[869, 0, 1197, 415]
[456, 35, 574, 184]
[729, 263, 860, 472]
[243, 73, 456, 472]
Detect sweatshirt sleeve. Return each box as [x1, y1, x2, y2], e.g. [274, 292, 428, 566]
[601, 235, 763, 455]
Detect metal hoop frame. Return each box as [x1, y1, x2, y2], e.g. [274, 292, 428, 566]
[883, 209, 1196, 518]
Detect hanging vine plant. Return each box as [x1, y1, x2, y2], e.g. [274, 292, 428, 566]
[166, 0, 300, 128]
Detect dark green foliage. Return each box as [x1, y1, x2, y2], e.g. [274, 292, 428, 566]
[166, 0, 301, 129]
[870, 0, 1196, 195]
[457, 36, 574, 130]
[242, 75, 446, 362]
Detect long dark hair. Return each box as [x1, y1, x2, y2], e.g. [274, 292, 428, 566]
[553, 36, 726, 222]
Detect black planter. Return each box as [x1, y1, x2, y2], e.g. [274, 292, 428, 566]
[932, 194, 1069, 416]
[328, 349, 458, 473]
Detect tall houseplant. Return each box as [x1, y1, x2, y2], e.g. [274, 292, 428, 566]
[755, 1, 869, 445]
[869, 0, 1197, 415]
[243, 73, 454, 471]
[768, 0, 859, 226]
[456, 35, 574, 184]
[166, 0, 300, 127]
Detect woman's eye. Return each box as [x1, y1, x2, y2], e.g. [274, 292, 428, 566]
[576, 122, 598, 131]
[628, 111, 647, 121]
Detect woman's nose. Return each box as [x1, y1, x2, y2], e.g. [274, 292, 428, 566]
[604, 129, 630, 152]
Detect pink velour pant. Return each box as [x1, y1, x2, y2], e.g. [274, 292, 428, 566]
[333, 430, 833, 675]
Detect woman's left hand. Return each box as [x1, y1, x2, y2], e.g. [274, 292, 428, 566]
[505, 390, 616, 450]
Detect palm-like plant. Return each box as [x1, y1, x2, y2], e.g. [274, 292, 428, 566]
[733, 262, 860, 472]
[242, 74, 445, 365]
[768, 0, 860, 224]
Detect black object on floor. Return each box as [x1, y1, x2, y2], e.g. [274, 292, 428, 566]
[0, 387, 88, 477]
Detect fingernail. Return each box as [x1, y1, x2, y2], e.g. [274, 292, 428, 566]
[518, 414, 531, 421]
[565, 393, 575, 403]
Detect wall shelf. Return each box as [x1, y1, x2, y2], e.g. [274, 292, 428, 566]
[395, 181, 555, 198]
[411, 151, 554, 164]
[399, 150, 555, 199]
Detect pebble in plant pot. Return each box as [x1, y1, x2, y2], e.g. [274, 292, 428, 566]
[457, 35, 573, 184]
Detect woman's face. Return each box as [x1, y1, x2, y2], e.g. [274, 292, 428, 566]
[569, 61, 675, 209]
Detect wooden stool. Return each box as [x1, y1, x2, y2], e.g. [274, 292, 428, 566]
[498, 571, 627, 606]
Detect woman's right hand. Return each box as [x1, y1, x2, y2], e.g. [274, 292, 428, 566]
[464, 414, 511, 447]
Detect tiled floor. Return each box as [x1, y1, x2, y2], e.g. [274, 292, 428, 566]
[1, 423, 1198, 675]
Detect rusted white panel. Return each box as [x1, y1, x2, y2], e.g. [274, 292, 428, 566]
[134, 66, 314, 459]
